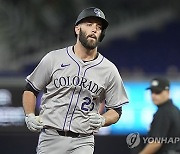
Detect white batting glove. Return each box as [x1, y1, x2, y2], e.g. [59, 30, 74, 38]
[89, 113, 106, 128]
[25, 113, 44, 132]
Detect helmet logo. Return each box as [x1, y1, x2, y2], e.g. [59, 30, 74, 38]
[94, 8, 101, 17]
[152, 80, 159, 86]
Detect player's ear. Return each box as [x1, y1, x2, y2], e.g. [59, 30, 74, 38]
[75, 25, 80, 35]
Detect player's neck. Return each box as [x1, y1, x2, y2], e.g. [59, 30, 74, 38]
[74, 43, 98, 61]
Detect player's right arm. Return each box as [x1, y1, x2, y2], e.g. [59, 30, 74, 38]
[22, 52, 53, 132]
[23, 91, 36, 115]
[23, 89, 44, 132]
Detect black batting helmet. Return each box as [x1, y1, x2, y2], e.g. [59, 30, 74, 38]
[75, 7, 109, 42]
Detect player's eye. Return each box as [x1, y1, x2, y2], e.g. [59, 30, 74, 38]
[86, 23, 93, 26]
[97, 25, 102, 31]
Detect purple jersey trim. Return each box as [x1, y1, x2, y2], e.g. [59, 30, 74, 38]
[68, 56, 104, 130]
[105, 101, 129, 109]
[25, 78, 40, 92]
[62, 47, 81, 131]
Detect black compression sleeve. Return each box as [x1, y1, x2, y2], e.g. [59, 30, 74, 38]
[24, 83, 39, 97]
[106, 107, 122, 117]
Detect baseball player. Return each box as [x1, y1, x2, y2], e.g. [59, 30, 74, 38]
[23, 7, 129, 154]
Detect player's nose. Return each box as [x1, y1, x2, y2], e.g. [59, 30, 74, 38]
[91, 24, 98, 33]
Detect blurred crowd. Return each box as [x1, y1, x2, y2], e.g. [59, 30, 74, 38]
[0, 0, 180, 78]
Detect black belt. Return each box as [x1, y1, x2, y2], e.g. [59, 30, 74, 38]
[43, 126, 93, 138]
[56, 130, 80, 137]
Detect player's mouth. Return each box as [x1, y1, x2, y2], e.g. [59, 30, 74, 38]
[87, 34, 97, 40]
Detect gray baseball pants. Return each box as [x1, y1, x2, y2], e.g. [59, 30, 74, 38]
[36, 129, 94, 154]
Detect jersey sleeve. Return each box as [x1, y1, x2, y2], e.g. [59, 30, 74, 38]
[105, 66, 129, 109]
[25, 52, 53, 91]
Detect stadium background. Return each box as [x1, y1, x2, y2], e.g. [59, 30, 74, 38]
[0, 0, 180, 153]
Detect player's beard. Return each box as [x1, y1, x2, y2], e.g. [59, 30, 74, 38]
[79, 28, 100, 50]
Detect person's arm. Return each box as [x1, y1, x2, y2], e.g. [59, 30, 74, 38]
[139, 142, 162, 154]
[23, 90, 43, 132]
[23, 53, 53, 132]
[98, 101, 105, 114]
[23, 91, 36, 115]
[103, 64, 128, 123]
[102, 108, 120, 126]
[89, 107, 121, 128]
[89, 64, 128, 129]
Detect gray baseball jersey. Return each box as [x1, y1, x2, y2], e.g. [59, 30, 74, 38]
[26, 46, 129, 134]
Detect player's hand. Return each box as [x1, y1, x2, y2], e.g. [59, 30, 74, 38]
[25, 113, 44, 132]
[89, 113, 105, 129]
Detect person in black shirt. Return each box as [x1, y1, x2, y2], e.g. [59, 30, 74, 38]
[140, 77, 180, 154]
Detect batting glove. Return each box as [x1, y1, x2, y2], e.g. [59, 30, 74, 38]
[25, 113, 43, 132]
[89, 113, 106, 128]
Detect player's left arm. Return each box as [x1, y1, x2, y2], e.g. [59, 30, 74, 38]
[103, 65, 129, 125]
[102, 107, 121, 126]
[89, 107, 121, 128]
[89, 65, 128, 129]
[98, 101, 122, 126]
